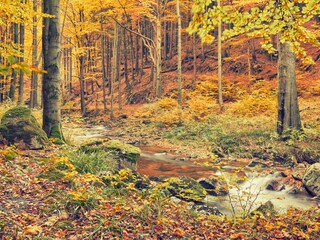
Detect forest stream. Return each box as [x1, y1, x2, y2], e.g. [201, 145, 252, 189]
[64, 124, 319, 216]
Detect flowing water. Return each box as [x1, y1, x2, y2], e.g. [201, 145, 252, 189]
[206, 173, 319, 216]
[137, 146, 319, 216]
[64, 124, 319, 215]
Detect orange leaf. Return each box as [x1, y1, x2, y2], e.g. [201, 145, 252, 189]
[23, 225, 43, 235]
[230, 233, 244, 239]
[173, 228, 185, 237]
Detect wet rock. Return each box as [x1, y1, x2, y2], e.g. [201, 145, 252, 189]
[159, 176, 207, 203]
[248, 160, 269, 168]
[252, 200, 277, 216]
[303, 163, 320, 197]
[134, 177, 151, 190]
[149, 176, 168, 182]
[197, 177, 228, 196]
[191, 204, 223, 216]
[102, 169, 150, 190]
[186, 201, 195, 210]
[170, 196, 182, 204]
[198, 178, 217, 190]
[175, 157, 188, 162]
[0, 106, 50, 149]
[294, 148, 320, 165]
[288, 186, 309, 195]
[142, 120, 151, 125]
[292, 164, 306, 181]
[266, 180, 285, 191]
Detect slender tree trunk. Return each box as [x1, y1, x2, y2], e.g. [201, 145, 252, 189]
[217, 0, 224, 111]
[30, 0, 38, 108]
[79, 9, 86, 116]
[18, 20, 25, 105]
[192, 33, 196, 85]
[79, 55, 86, 115]
[42, 0, 64, 141]
[100, 18, 107, 113]
[155, 0, 162, 98]
[169, 22, 174, 59]
[123, 27, 132, 100]
[128, 26, 136, 81]
[277, 38, 301, 137]
[69, 43, 72, 93]
[110, 23, 118, 120]
[176, 0, 182, 106]
[9, 23, 18, 101]
[247, 38, 251, 82]
[117, 25, 122, 110]
[135, 30, 140, 76]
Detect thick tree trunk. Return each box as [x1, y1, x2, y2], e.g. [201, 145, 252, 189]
[42, 0, 64, 141]
[277, 40, 301, 137]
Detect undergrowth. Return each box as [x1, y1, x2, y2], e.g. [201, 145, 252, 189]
[133, 78, 320, 164]
[1, 144, 320, 239]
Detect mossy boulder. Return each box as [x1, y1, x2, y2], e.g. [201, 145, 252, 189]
[252, 200, 277, 216]
[80, 140, 141, 170]
[303, 163, 320, 197]
[0, 106, 50, 149]
[197, 177, 228, 196]
[157, 176, 207, 203]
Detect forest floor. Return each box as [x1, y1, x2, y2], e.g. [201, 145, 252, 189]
[1, 94, 320, 239]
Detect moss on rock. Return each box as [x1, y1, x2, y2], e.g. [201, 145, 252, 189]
[0, 106, 50, 149]
[157, 176, 207, 203]
[81, 139, 141, 164]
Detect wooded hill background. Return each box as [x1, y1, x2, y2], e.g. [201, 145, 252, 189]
[0, 0, 319, 118]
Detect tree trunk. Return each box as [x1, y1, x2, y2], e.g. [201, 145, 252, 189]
[135, 29, 140, 76]
[100, 18, 107, 113]
[110, 23, 118, 120]
[277, 38, 301, 137]
[18, 21, 25, 105]
[192, 33, 196, 85]
[42, 0, 64, 141]
[155, 0, 162, 98]
[123, 27, 132, 100]
[30, 0, 38, 108]
[217, 0, 224, 111]
[79, 9, 86, 116]
[176, 0, 182, 106]
[9, 23, 18, 101]
[117, 25, 122, 110]
[79, 55, 86, 115]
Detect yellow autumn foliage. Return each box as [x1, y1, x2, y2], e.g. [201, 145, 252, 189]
[229, 95, 277, 117]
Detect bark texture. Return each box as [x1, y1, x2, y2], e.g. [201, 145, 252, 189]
[42, 0, 64, 141]
[277, 40, 301, 136]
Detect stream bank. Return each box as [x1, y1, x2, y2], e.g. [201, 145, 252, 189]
[63, 123, 319, 216]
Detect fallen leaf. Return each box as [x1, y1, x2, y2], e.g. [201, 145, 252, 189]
[173, 228, 185, 237]
[23, 225, 43, 235]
